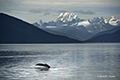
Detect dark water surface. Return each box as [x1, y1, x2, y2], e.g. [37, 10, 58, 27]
[0, 43, 120, 80]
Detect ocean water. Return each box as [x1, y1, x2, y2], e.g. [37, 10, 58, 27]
[0, 43, 120, 80]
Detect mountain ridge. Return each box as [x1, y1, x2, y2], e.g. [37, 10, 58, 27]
[33, 12, 120, 42]
[0, 13, 120, 43]
[0, 13, 81, 43]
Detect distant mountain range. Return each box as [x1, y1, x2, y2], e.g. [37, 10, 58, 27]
[33, 12, 120, 42]
[0, 13, 120, 43]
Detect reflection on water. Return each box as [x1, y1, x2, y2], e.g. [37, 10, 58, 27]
[0, 43, 120, 80]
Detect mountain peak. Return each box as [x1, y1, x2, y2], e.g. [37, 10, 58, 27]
[57, 12, 79, 23]
[57, 13, 64, 19]
[108, 16, 120, 26]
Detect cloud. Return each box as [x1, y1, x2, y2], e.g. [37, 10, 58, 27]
[58, 10, 68, 13]
[29, 8, 51, 16]
[44, 11, 50, 16]
[73, 10, 95, 14]
[57, 9, 95, 15]
[0, 0, 21, 12]
[29, 9, 42, 13]
[22, 0, 120, 8]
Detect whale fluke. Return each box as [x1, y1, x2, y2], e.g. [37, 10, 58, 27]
[35, 63, 50, 68]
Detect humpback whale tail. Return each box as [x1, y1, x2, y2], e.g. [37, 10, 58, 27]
[35, 63, 50, 69]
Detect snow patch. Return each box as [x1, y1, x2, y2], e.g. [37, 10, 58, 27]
[78, 20, 90, 27]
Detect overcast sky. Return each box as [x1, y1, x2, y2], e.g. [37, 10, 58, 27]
[0, 0, 120, 23]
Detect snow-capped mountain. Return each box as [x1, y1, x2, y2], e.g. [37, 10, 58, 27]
[57, 12, 79, 23]
[33, 12, 120, 41]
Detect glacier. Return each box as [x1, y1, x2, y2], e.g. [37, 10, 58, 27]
[33, 12, 120, 41]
